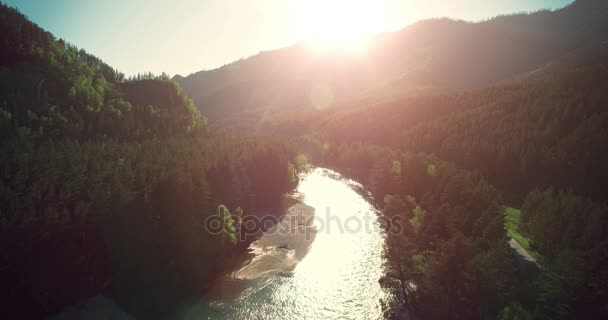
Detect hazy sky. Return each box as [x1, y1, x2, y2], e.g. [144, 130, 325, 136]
[5, 0, 573, 76]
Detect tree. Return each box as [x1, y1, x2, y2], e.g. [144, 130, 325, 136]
[234, 206, 243, 226]
[217, 204, 237, 244]
[383, 195, 421, 309]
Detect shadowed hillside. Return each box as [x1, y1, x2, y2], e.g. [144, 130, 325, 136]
[175, 0, 607, 127]
[0, 4, 302, 319]
[2, 1, 608, 319]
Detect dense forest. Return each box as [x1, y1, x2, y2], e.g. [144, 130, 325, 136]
[318, 4, 607, 317]
[314, 24, 608, 320]
[0, 4, 302, 319]
[2, 0, 608, 319]
[317, 62, 608, 201]
[321, 142, 607, 319]
[173, 0, 608, 318]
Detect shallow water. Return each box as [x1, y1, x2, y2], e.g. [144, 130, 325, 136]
[193, 168, 393, 320]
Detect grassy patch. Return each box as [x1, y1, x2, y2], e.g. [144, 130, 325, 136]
[503, 207, 542, 261]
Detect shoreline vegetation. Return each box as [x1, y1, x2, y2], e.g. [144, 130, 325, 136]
[2, 0, 608, 319]
[504, 207, 543, 264]
[235, 202, 317, 280]
[201, 199, 316, 302]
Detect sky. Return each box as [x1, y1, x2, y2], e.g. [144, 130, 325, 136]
[4, 0, 573, 77]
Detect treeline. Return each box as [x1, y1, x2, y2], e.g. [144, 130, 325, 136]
[400, 67, 608, 202]
[324, 144, 516, 319]
[318, 65, 608, 203]
[0, 136, 301, 319]
[391, 69, 608, 318]
[0, 3, 302, 319]
[176, 0, 607, 129]
[322, 141, 608, 319]
[0, 3, 205, 141]
[314, 64, 608, 318]
[518, 188, 608, 319]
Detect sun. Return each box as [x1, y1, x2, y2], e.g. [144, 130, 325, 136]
[292, 0, 384, 52]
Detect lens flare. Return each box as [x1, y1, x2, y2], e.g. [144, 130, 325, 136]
[292, 0, 384, 52]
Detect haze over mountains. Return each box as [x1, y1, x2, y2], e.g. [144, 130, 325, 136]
[2, 0, 608, 319]
[175, 0, 607, 124]
[173, 5, 608, 318]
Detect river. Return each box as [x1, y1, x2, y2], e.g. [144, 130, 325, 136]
[195, 168, 394, 319]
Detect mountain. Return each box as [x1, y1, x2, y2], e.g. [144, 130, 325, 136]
[174, 0, 608, 126]
[0, 3, 206, 141]
[2, 0, 608, 319]
[175, 3, 608, 317]
[317, 53, 608, 198]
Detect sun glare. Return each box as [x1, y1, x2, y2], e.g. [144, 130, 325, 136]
[292, 0, 384, 52]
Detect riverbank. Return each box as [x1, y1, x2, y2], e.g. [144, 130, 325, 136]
[187, 168, 392, 319]
[235, 202, 317, 279]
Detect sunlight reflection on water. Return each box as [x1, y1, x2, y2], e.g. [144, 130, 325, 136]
[200, 168, 393, 320]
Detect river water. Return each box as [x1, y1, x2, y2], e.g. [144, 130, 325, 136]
[196, 168, 394, 319]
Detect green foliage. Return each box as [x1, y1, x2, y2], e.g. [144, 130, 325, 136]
[234, 206, 243, 226]
[287, 161, 298, 187]
[0, 8, 297, 313]
[316, 64, 608, 203]
[294, 153, 311, 172]
[391, 160, 402, 183]
[499, 302, 533, 320]
[503, 207, 541, 261]
[0, 3, 206, 141]
[326, 145, 515, 319]
[319, 69, 608, 317]
[2, 2, 608, 319]
[311, 26, 608, 317]
[217, 205, 237, 244]
[519, 189, 608, 318]
[0, 135, 300, 318]
[408, 203, 425, 236]
[521, 188, 607, 257]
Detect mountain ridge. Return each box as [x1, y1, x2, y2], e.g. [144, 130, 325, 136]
[174, 0, 607, 124]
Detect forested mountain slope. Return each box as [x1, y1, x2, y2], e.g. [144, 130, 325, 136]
[0, 4, 302, 319]
[313, 54, 608, 318]
[317, 51, 608, 201]
[175, 0, 607, 125]
[234, 2, 608, 318]
[2, 1, 608, 319]
[0, 3, 205, 140]
[298, 3, 608, 317]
